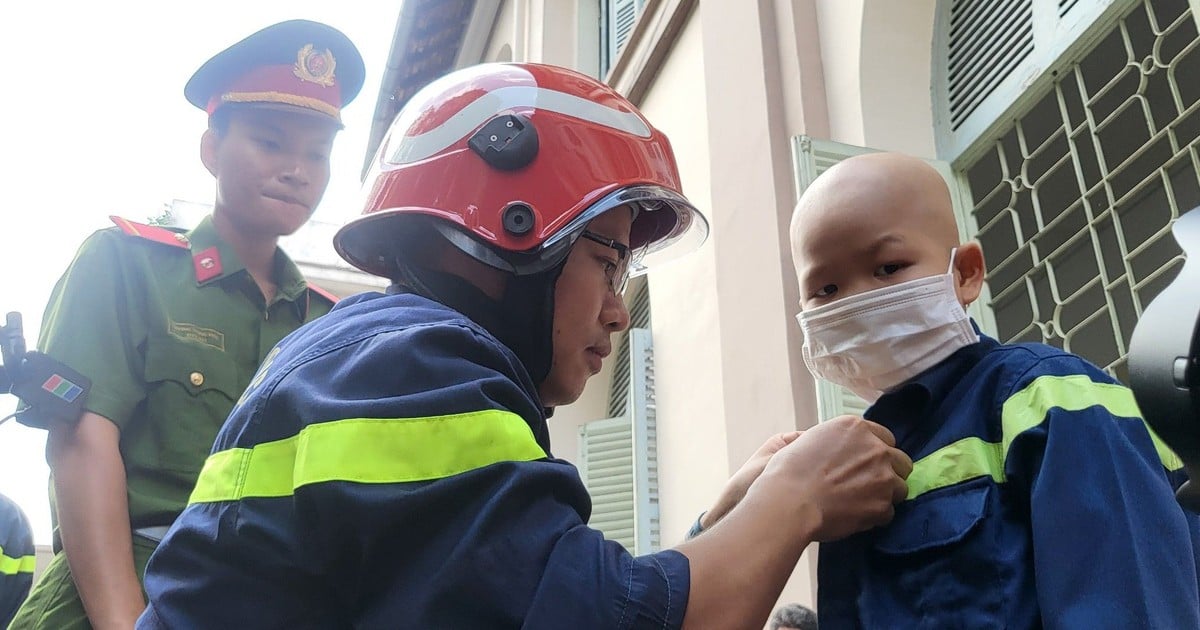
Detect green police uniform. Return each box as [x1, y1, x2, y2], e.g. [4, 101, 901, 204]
[10, 215, 335, 628]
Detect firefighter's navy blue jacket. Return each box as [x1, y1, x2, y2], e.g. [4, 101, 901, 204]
[818, 327, 1200, 629]
[0, 492, 35, 628]
[138, 292, 689, 629]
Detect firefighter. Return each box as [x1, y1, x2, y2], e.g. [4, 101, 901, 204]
[0, 492, 35, 627]
[139, 63, 910, 629]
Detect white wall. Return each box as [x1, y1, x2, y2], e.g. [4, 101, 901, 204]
[484, 0, 517, 62]
[636, 11, 733, 547]
[814, 0, 939, 156]
[815, 0, 867, 145]
[859, 0, 938, 156]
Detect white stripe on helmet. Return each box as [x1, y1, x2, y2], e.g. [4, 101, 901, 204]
[387, 85, 652, 166]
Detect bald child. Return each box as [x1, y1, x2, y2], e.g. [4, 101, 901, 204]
[791, 152, 1200, 628]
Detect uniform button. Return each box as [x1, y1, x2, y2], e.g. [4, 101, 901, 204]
[190, 372, 205, 386]
[199, 257, 215, 269]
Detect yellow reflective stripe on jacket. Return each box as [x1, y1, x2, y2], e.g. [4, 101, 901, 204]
[907, 437, 1004, 500]
[0, 545, 35, 575]
[190, 409, 547, 505]
[905, 374, 1183, 501]
[1001, 374, 1183, 471]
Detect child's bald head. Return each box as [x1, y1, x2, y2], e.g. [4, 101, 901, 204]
[790, 152, 986, 310]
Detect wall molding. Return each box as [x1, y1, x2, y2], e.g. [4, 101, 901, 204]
[607, 0, 698, 103]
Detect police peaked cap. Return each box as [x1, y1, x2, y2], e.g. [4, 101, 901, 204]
[185, 19, 365, 124]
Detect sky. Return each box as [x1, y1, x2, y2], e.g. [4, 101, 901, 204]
[0, 1, 402, 544]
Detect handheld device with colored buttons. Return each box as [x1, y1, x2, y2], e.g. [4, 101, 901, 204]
[0, 311, 91, 429]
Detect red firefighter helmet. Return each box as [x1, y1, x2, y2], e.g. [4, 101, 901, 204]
[334, 62, 708, 285]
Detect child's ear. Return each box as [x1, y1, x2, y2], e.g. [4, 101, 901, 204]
[953, 241, 986, 307]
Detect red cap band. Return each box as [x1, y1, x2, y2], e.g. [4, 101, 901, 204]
[206, 45, 343, 121]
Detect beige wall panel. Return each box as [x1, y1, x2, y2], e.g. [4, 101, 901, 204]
[527, 0, 578, 65]
[815, 0, 866, 145]
[484, 0, 517, 62]
[698, 0, 821, 606]
[859, 0, 938, 156]
[636, 11, 735, 547]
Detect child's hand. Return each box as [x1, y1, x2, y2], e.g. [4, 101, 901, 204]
[700, 430, 805, 530]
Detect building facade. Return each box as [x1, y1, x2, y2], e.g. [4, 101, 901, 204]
[365, 0, 1198, 608]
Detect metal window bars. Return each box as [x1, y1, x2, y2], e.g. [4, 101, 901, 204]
[963, 0, 1199, 382]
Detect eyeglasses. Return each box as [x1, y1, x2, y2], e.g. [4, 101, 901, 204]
[580, 231, 631, 295]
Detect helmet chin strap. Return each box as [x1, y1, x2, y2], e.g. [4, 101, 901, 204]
[498, 268, 563, 387]
[388, 261, 565, 399]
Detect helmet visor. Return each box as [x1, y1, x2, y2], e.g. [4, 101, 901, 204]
[535, 184, 709, 278]
[382, 184, 709, 281]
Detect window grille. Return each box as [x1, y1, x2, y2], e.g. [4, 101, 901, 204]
[960, 0, 1197, 382]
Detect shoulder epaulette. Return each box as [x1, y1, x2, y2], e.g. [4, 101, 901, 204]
[307, 283, 339, 304]
[109, 216, 190, 249]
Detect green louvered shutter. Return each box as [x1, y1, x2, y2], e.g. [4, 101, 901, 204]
[601, 0, 645, 77]
[579, 327, 659, 554]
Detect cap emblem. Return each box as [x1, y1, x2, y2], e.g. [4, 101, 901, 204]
[293, 44, 336, 87]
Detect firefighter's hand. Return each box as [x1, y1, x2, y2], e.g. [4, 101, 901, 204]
[753, 415, 911, 542]
[700, 431, 804, 530]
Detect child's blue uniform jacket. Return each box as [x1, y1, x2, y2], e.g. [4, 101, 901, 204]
[818, 325, 1200, 629]
[137, 291, 689, 629]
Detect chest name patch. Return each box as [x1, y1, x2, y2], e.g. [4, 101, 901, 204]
[169, 321, 227, 352]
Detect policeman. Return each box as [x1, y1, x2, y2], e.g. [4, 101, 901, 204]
[139, 63, 910, 629]
[10, 19, 364, 629]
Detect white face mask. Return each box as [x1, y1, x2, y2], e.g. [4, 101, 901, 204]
[796, 249, 979, 403]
